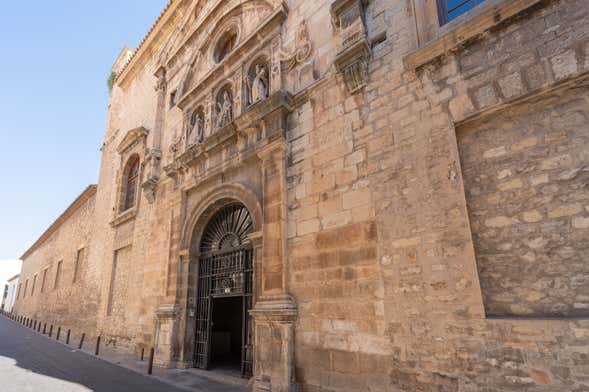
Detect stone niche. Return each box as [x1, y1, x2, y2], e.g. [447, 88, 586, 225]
[331, 0, 371, 94]
[457, 77, 589, 318]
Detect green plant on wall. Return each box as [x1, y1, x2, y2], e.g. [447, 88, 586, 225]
[107, 71, 117, 93]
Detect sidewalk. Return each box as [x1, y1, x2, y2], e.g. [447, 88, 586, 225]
[4, 315, 250, 392]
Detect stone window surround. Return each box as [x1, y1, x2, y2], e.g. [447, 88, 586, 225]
[404, 0, 543, 69]
[111, 127, 149, 227]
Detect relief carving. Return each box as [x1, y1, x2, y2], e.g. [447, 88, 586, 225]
[278, 20, 313, 72]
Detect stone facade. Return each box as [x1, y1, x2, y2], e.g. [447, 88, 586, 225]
[12, 0, 589, 390]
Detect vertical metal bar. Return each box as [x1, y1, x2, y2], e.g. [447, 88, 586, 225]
[78, 333, 85, 349]
[148, 348, 155, 375]
[56, 327, 61, 341]
[95, 336, 101, 355]
[49, 325, 53, 337]
[43, 323, 47, 334]
[141, 348, 145, 361]
[66, 329, 71, 344]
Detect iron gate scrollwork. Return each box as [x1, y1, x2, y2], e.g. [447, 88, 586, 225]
[194, 204, 254, 377]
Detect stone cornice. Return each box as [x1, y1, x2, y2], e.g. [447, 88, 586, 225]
[115, 0, 180, 87]
[116, 127, 149, 154]
[404, 0, 543, 70]
[20, 185, 97, 260]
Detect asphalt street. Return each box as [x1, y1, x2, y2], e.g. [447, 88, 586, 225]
[0, 316, 189, 392]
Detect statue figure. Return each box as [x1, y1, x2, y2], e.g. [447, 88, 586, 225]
[216, 91, 232, 129]
[187, 111, 205, 145]
[195, 113, 204, 143]
[249, 64, 269, 105]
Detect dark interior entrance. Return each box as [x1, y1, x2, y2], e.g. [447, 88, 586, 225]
[210, 296, 243, 373]
[193, 203, 254, 378]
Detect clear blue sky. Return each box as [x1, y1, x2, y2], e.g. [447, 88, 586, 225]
[0, 1, 167, 261]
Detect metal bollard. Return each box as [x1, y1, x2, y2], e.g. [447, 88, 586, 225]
[148, 347, 155, 375]
[78, 333, 85, 349]
[49, 325, 53, 338]
[33, 320, 37, 330]
[141, 348, 145, 361]
[38, 322, 41, 332]
[43, 323, 47, 334]
[66, 329, 71, 345]
[95, 336, 101, 356]
[56, 327, 61, 341]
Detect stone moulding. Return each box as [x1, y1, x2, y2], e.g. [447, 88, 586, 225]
[249, 294, 298, 322]
[164, 90, 293, 179]
[403, 0, 543, 70]
[109, 207, 136, 227]
[116, 126, 149, 154]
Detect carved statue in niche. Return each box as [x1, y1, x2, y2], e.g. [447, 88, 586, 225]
[215, 90, 233, 129]
[278, 20, 312, 71]
[187, 110, 204, 145]
[248, 64, 269, 105]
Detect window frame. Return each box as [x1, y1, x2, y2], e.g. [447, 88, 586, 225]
[121, 156, 140, 213]
[54, 260, 63, 290]
[437, 0, 486, 26]
[405, 0, 543, 69]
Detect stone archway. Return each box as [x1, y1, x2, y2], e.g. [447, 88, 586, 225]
[193, 202, 254, 377]
[177, 184, 263, 373]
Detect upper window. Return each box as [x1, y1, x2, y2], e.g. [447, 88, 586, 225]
[437, 0, 487, 25]
[214, 30, 237, 63]
[121, 156, 140, 212]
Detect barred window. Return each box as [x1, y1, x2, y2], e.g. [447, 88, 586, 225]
[437, 0, 486, 25]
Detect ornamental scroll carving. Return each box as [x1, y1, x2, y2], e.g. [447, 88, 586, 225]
[278, 20, 313, 72]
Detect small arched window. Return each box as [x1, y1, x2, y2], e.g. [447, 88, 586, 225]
[215, 30, 237, 63]
[122, 156, 140, 212]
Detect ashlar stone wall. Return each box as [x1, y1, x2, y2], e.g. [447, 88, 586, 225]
[458, 83, 589, 318]
[12, 187, 99, 338]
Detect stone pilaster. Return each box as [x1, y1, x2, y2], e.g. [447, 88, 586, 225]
[142, 67, 167, 202]
[252, 138, 298, 391]
[153, 304, 180, 368]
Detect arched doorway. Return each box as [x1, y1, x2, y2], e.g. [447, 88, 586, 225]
[194, 203, 254, 377]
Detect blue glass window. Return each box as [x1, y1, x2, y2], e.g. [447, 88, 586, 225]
[438, 0, 487, 25]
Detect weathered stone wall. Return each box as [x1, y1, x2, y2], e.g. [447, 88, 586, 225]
[12, 0, 589, 390]
[458, 84, 589, 318]
[12, 188, 99, 338]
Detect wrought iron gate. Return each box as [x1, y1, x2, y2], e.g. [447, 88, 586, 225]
[194, 204, 254, 377]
